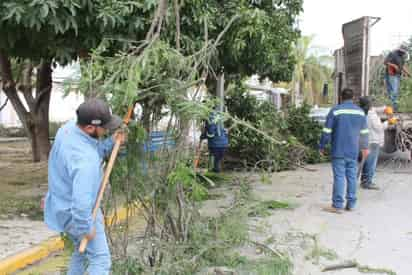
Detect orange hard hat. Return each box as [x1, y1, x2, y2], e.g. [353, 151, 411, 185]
[384, 106, 394, 115]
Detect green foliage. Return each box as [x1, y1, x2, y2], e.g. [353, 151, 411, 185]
[0, 0, 153, 64]
[217, 1, 302, 82]
[286, 104, 323, 163]
[168, 163, 209, 202]
[112, 258, 145, 275]
[369, 60, 387, 99]
[398, 38, 412, 112]
[67, 1, 303, 273]
[399, 80, 412, 112]
[0, 195, 43, 220]
[248, 200, 292, 217]
[109, 172, 292, 274]
[171, 0, 303, 83]
[1, 0, 302, 162]
[73, 0, 302, 102]
[201, 171, 232, 186]
[226, 83, 287, 169]
[237, 258, 292, 275]
[226, 83, 322, 170]
[290, 36, 334, 105]
[79, 39, 213, 130]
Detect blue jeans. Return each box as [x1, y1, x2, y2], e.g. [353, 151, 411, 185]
[67, 213, 111, 275]
[385, 74, 400, 111]
[361, 143, 380, 186]
[332, 158, 358, 209]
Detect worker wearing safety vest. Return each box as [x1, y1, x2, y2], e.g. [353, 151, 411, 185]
[319, 88, 369, 214]
[201, 111, 229, 173]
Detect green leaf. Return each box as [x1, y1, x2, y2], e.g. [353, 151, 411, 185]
[40, 4, 49, 18]
[69, 5, 77, 16]
[70, 17, 78, 36]
[15, 10, 22, 24]
[29, 15, 37, 28]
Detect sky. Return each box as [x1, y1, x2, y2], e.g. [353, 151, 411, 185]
[300, 0, 412, 56]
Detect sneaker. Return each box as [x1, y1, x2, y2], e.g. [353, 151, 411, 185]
[345, 205, 355, 211]
[323, 206, 344, 214]
[361, 184, 380, 190]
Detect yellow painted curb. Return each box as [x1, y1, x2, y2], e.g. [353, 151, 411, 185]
[0, 204, 141, 275]
[0, 237, 64, 275]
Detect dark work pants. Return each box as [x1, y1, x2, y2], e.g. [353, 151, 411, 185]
[209, 147, 226, 173]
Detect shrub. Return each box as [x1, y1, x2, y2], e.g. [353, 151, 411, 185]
[226, 83, 322, 170]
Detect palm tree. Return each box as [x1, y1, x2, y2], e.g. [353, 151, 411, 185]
[290, 36, 333, 106]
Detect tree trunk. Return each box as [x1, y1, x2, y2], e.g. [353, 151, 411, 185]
[27, 108, 51, 162]
[0, 51, 52, 162]
[30, 62, 52, 162]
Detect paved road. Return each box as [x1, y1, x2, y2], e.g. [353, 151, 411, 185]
[252, 163, 411, 274]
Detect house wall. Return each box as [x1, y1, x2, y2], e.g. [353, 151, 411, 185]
[0, 82, 83, 128]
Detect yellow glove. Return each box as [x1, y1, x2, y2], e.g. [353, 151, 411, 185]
[388, 117, 398, 125]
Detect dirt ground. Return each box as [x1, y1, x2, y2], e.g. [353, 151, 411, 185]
[0, 139, 52, 259]
[0, 139, 47, 219]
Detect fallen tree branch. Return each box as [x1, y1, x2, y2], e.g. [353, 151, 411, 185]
[249, 240, 284, 259]
[297, 164, 318, 172]
[0, 97, 8, 112]
[322, 261, 357, 271]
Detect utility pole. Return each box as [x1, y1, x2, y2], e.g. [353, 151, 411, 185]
[216, 67, 225, 112]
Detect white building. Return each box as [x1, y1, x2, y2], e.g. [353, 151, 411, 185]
[0, 64, 83, 127]
[245, 75, 289, 110]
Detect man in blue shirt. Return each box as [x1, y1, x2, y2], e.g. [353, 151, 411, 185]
[44, 98, 125, 275]
[319, 88, 369, 213]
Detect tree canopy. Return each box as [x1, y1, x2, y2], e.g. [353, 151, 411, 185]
[175, 0, 302, 82]
[0, 0, 158, 64]
[0, 0, 303, 161]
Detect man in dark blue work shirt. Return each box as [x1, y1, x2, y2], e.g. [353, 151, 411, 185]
[201, 111, 229, 173]
[319, 88, 369, 213]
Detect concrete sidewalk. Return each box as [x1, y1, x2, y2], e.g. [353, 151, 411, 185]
[0, 219, 56, 260]
[0, 205, 139, 274]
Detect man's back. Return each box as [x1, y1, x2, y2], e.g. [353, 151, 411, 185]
[45, 121, 102, 234]
[320, 100, 368, 159]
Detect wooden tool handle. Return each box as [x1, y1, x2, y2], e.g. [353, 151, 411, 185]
[194, 141, 203, 168]
[79, 105, 134, 254]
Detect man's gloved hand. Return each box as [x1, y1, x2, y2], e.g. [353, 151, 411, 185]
[113, 128, 128, 145]
[388, 117, 398, 125]
[85, 227, 96, 241]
